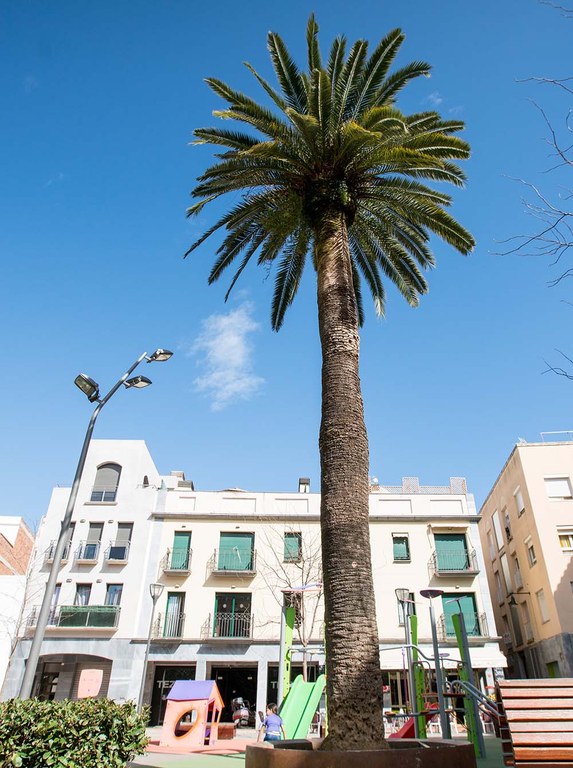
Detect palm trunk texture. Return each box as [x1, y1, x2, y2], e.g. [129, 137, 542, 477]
[315, 212, 385, 749]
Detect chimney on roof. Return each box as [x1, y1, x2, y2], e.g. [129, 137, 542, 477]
[298, 477, 310, 493]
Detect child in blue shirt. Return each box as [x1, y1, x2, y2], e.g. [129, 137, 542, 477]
[258, 703, 286, 742]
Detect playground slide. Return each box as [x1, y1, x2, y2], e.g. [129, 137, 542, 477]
[388, 704, 438, 739]
[279, 674, 326, 739]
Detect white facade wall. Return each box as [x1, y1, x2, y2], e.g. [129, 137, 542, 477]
[4, 440, 505, 718]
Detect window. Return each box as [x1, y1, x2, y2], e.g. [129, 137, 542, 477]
[500, 553, 512, 593]
[434, 533, 469, 570]
[214, 593, 251, 638]
[108, 523, 132, 561]
[514, 487, 525, 516]
[91, 463, 122, 502]
[392, 534, 410, 562]
[105, 584, 123, 606]
[74, 584, 91, 606]
[558, 528, 573, 552]
[397, 592, 416, 626]
[521, 601, 534, 642]
[441, 593, 480, 636]
[494, 571, 504, 604]
[170, 531, 192, 569]
[218, 532, 255, 571]
[536, 588, 550, 623]
[284, 532, 302, 563]
[544, 477, 573, 500]
[487, 531, 496, 561]
[513, 557, 523, 590]
[503, 509, 512, 542]
[525, 538, 537, 566]
[492, 511, 504, 551]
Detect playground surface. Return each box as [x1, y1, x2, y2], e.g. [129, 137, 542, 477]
[129, 733, 507, 768]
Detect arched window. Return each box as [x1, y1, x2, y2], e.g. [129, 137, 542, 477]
[90, 463, 121, 502]
[142, 475, 149, 488]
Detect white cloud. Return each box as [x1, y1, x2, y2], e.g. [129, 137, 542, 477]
[425, 90, 444, 106]
[190, 302, 265, 411]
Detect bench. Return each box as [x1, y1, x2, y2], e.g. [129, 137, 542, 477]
[496, 678, 573, 766]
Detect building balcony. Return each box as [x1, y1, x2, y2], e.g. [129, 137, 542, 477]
[75, 541, 101, 563]
[104, 541, 130, 564]
[437, 611, 489, 642]
[27, 605, 121, 630]
[44, 540, 72, 565]
[428, 548, 479, 578]
[153, 611, 186, 639]
[207, 549, 257, 576]
[201, 612, 253, 640]
[160, 548, 192, 574]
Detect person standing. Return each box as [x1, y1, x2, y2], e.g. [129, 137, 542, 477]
[258, 703, 286, 742]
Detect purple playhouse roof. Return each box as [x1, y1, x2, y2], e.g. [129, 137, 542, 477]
[167, 680, 219, 701]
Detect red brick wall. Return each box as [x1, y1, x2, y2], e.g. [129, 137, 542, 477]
[0, 521, 34, 576]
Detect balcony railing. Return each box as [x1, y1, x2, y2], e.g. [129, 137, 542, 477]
[104, 541, 130, 563]
[428, 548, 479, 578]
[75, 541, 101, 562]
[202, 611, 254, 639]
[90, 486, 118, 502]
[160, 548, 192, 573]
[27, 605, 120, 629]
[44, 540, 72, 564]
[208, 549, 257, 575]
[437, 611, 489, 641]
[153, 611, 185, 639]
[502, 632, 513, 648]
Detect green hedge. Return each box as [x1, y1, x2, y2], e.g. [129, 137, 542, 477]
[0, 698, 149, 768]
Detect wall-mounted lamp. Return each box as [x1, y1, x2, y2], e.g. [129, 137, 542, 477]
[508, 591, 530, 606]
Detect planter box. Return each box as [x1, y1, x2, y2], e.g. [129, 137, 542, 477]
[246, 739, 476, 768]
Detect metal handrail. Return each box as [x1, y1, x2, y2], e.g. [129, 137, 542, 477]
[211, 611, 253, 638]
[437, 611, 488, 640]
[27, 604, 120, 629]
[45, 540, 72, 563]
[428, 548, 479, 576]
[208, 548, 257, 573]
[75, 540, 101, 560]
[160, 547, 193, 572]
[104, 540, 131, 561]
[153, 611, 186, 638]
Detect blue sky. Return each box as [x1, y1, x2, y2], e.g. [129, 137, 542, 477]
[1, 0, 572, 525]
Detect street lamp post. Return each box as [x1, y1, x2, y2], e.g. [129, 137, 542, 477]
[18, 349, 173, 699]
[395, 588, 419, 737]
[137, 582, 165, 713]
[420, 588, 451, 739]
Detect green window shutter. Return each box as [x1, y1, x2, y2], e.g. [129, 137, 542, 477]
[442, 593, 478, 636]
[393, 535, 410, 561]
[284, 532, 302, 562]
[435, 533, 468, 570]
[172, 531, 191, 569]
[218, 533, 253, 570]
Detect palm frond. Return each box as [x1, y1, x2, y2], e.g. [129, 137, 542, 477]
[307, 14, 322, 73]
[267, 32, 307, 112]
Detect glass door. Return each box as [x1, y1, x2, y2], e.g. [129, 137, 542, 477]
[164, 592, 185, 637]
[214, 593, 252, 637]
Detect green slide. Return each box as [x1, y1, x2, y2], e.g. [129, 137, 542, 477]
[279, 674, 326, 740]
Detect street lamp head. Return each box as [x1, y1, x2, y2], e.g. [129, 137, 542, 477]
[74, 374, 100, 402]
[149, 583, 164, 601]
[147, 349, 173, 363]
[124, 375, 152, 389]
[420, 588, 444, 600]
[395, 588, 410, 603]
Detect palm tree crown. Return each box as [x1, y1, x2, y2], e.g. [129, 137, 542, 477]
[186, 15, 474, 327]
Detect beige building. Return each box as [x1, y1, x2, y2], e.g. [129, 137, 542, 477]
[479, 438, 573, 679]
[4, 440, 505, 721]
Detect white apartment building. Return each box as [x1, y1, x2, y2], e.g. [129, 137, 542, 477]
[3, 440, 505, 721]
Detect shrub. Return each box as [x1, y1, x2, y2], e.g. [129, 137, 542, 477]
[0, 698, 149, 768]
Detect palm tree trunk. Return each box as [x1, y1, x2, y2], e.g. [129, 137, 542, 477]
[315, 212, 385, 750]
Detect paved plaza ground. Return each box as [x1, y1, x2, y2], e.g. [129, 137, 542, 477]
[129, 732, 506, 768]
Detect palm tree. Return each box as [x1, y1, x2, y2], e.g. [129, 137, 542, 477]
[185, 17, 474, 749]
